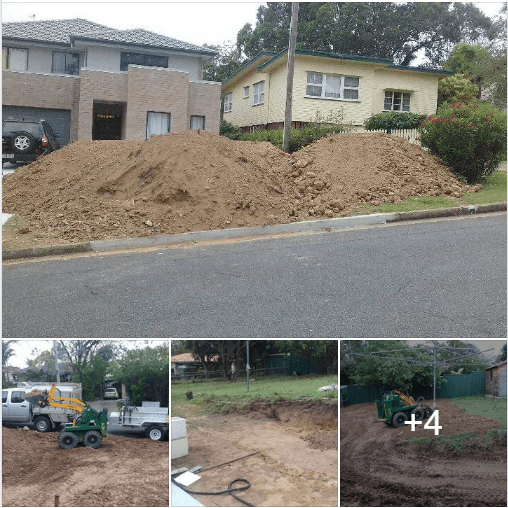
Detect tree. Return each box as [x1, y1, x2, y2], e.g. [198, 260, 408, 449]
[438, 73, 478, 106]
[57, 340, 125, 379]
[496, 343, 507, 363]
[74, 354, 107, 400]
[236, 2, 495, 68]
[171, 340, 189, 355]
[110, 344, 169, 406]
[2, 340, 17, 367]
[444, 44, 495, 98]
[202, 42, 245, 83]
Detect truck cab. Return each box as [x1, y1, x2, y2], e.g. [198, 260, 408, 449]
[2, 388, 31, 422]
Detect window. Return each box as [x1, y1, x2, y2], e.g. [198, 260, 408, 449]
[2, 391, 7, 404]
[384, 91, 411, 112]
[190, 115, 205, 130]
[253, 81, 265, 105]
[244, 86, 250, 98]
[306, 72, 359, 100]
[2, 47, 28, 71]
[146, 111, 170, 139]
[120, 52, 168, 72]
[52, 52, 79, 75]
[224, 93, 233, 113]
[11, 391, 25, 404]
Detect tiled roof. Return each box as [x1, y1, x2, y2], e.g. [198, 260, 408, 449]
[2, 18, 216, 55]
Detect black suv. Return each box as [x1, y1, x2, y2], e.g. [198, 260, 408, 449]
[2, 119, 60, 166]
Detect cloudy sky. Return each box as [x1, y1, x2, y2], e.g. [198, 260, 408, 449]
[3, 340, 167, 369]
[1, 2, 504, 49]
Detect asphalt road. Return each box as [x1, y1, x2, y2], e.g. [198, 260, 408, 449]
[2, 213, 506, 338]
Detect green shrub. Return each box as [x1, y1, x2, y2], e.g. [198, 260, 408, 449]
[241, 110, 348, 152]
[220, 120, 244, 140]
[364, 112, 428, 132]
[418, 101, 507, 184]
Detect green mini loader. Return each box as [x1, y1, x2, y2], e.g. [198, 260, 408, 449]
[375, 390, 434, 427]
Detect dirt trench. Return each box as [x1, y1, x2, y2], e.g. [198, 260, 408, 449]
[2, 426, 169, 507]
[340, 399, 507, 507]
[171, 400, 338, 507]
[2, 131, 480, 251]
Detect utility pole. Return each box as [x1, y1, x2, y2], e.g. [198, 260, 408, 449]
[53, 340, 60, 383]
[246, 340, 250, 392]
[282, 2, 299, 153]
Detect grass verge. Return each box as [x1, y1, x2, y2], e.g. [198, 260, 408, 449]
[350, 171, 506, 216]
[171, 375, 338, 414]
[450, 395, 507, 428]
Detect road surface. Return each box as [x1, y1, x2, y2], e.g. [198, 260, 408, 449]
[3, 213, 506, 337]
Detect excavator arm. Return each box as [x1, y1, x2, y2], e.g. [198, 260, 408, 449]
[45, 383, 86, 413]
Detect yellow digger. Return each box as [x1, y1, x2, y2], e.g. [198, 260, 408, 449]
[26, 383, 108, 449]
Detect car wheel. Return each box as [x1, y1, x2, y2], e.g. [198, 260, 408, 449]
[83, 430, 103, 449]
[146, 425, 164, 441]
[34, 416, 52, 433]
[12, 132, 35, 153]
[58, 431, 79, 449]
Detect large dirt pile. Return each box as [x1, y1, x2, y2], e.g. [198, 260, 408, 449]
[2, 426, 168, 507]
[2, 131, 477, 248]
[341, 399, 506, 507]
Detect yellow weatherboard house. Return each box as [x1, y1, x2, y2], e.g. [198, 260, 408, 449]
[222, 49, 452, 130]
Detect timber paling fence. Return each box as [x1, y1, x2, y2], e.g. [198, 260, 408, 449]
[341, 371, 486, 407]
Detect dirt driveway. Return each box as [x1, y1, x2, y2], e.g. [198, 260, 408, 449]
[340, 399, 507, 507]
[2, 426, 168, 507]
[171, 400, 338, 507]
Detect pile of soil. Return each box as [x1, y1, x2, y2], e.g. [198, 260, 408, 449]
[2, 131, 479, 249]
[2, 426, 168, 507]
[341, 399, 506, 507]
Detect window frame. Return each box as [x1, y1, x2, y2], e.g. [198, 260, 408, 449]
[305, 72, 360, 102]
[190, 115, 205, 130]
[52, 51, 80, 75]
[244, 86, 250, 99]
[224, 92, 233, 113]
[383, 90, 411, 112]
[3, 47, 28, 72]
[120, 52, 169, 72]
[146, 111, 170, 139]
[252, 81, 265, 106]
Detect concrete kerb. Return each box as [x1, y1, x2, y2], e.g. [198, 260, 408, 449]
[3, 202, 507, 261]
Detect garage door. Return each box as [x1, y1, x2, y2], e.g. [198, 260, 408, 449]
[2, 106, 71, 147]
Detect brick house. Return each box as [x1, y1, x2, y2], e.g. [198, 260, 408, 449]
[222, 49, 451, 131]
[2, 18, 221, 145]
[485, 360, 507, 397]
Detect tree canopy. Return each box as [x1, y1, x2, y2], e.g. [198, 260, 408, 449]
[234, 2, 494, 67]
[341, 340, 491, 395]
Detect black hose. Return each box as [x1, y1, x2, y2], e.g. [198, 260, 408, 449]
[171, 476, 255, 507]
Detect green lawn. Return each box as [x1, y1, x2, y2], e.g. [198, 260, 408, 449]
[171, 375, 338, 413]
[350, 171, 507, 216]
[450, 395, 507, 428]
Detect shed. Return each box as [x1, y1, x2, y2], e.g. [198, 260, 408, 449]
[485, 361, 507, 397]
[171, 353, 201, 376]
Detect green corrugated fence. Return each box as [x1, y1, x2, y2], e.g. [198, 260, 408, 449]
[341, 371, 485, 407]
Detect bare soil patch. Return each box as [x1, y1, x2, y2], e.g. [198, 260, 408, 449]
[2, 426, 168, 507]
[340, 399, 507, 507]
[171, 400, 338, 507]
[2, 131, 479, 250]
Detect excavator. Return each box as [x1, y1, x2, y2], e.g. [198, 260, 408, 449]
[25, 383, 108, 449]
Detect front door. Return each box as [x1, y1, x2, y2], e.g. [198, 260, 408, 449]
[93, 102, 124, 140]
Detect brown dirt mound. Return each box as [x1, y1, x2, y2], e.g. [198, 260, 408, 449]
[2, 131, 478, 250]
[2, 426, 168, 507]
[340, 399, 507, 507]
